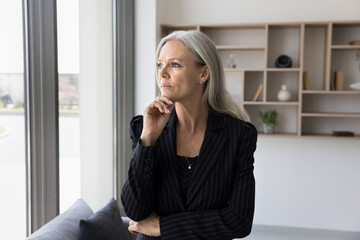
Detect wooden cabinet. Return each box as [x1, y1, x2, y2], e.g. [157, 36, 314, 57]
[160, 22, 360, 137]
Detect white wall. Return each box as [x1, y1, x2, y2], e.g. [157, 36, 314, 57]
[134, 0, 158, 115]
[255, 136, 360, 231]
[143, 0, 360, 233]
[79, 0, 114, 212]
[157, 0, 360, 25]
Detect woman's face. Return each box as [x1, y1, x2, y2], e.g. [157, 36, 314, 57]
[157, 39, 207, 102]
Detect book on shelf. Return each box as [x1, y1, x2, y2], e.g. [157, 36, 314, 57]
[303, 71, 310, 90]
[336, 71, 344, 91]
[349, 40, 360, 45]
[330, 70, 344, 91]
[252, 83, 264, 102]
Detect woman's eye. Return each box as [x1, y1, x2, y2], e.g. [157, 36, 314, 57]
[157, 63, 163, 69]
[171, 62, 180, 68]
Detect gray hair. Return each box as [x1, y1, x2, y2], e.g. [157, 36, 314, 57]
[155, 30, 250, 122]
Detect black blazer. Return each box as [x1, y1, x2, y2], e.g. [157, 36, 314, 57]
[121, 110, 257, 240]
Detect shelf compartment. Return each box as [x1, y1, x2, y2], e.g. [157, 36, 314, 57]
[267, 25, 301, 68]
[304, 25, 328, 91]
[301, 116, 360, 136]
[332, 23, 360, 45]
[331, 49, 360, 91]
[302, 94, 360, 114]
[201, 26, 266, 47]
[224, 70, 244, 105]
[266, 71, 299, 102]
[245, 104, 299, 135]
[244, 71, 264, 102]
[219, 49, 265, 69]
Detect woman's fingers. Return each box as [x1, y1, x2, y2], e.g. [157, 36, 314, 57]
[149, 96, 174, 114]
[128, 220, 139, 235]
[127, 213, 161, 237]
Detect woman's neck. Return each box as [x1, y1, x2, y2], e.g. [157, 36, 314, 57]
[175, 100, 208, 134]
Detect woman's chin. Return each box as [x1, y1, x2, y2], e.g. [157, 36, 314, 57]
[161, 92, 171, 99]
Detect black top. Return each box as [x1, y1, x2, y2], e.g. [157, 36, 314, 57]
[176, 155, 198, 207]
[122, 109, 258, 240]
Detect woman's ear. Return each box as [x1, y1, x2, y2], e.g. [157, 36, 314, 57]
[200, 65, 210, 83]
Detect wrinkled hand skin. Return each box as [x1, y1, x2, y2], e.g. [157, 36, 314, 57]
[128, 212, 161, 237]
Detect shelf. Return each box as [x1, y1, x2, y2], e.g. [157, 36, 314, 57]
[301, 133, 360, 138]
[302, 113, 360, 118]
[302, 90, 360, 94]
[161, 21, 360, 137]
[224, 68, 264, 72]
[331, 45, 360, 50]
[244, 101, 299, 106]
[267, 68, 301, 72]
[216, 45, 265, 50]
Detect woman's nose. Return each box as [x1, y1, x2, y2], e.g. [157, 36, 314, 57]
[159, 66, 169, 78]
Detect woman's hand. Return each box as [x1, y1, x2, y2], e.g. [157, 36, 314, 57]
[140, 96, 174, 146]
[128, 212, 161, 237]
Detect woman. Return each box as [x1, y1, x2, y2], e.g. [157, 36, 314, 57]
[121, 30, 257, 240]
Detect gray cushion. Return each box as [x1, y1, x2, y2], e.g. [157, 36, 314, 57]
[26, 198, 94, 240]
[79, 198, 133, 240]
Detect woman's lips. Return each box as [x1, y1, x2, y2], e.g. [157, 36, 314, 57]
[161, 84, 171, 89]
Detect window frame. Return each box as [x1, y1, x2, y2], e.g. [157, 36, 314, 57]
[23, 0, 59, 234]
[112, 0, 134, 206]
[23, 0, 134, 235]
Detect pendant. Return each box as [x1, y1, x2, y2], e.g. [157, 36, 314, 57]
[188, 166, 191, 169]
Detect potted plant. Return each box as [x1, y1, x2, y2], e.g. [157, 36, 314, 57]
[259, 109, 278, 134]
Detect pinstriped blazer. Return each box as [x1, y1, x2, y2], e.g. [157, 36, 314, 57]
[121, 109, 257, 240]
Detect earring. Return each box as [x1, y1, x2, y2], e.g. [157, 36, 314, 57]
[199, 81, 203, 84]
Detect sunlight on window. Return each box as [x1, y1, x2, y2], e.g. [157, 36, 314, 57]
[0, 0, 26, 239]
[57, 0, 81, 213]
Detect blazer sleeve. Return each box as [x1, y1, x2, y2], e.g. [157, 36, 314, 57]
[121, 115, 156, 221]
[160, 122, 257, 240]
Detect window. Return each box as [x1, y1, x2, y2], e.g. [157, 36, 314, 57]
[0, 0, 26, 238]
[57, 0, 81, 213]
[0, 1, 134, 237]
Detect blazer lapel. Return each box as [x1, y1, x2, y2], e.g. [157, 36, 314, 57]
[186, 112, 226, 206]
[157, 110, 184, 210]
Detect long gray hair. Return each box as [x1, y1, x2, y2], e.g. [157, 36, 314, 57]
[155, 30, 250, 122]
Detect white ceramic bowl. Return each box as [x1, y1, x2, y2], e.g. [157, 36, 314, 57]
[350, 82, 360, 90]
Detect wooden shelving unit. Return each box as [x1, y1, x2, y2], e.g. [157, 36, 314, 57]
[160, 21, 360, 137]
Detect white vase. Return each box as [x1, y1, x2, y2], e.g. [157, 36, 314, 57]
[262, 123, 275, 134]
[277, 85, 291, 102]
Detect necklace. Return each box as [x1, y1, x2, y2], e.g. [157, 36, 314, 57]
[183, 156, 198, 170]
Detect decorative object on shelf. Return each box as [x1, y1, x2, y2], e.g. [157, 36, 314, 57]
[303, 71, 310, 90]
[275, 55, 292, 68]
[259, 109, 278, 134]
[332, 131, 354, 137]
[277, 85, 292, 102]
[349, 50, 360, 90]
[228, 53, 237, 68]
[349, 82, 360, 90]
[252, 83, 264, 101]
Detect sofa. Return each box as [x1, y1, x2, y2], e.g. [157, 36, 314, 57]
[26, 198, 136, 240]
